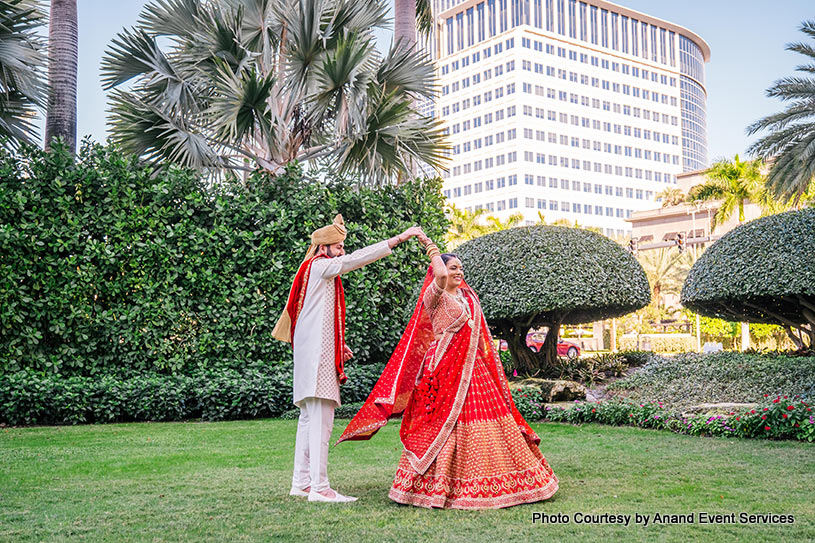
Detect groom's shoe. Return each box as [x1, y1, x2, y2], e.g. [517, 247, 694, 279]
[289, 486, 310, 497]
[308, 488, 358, 503]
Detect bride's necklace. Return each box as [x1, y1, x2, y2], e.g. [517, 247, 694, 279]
[451, 289, 471, 318]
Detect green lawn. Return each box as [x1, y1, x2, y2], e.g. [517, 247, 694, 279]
[0, 419, 812, 542]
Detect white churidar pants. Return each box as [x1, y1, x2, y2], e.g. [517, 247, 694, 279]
[291, 396, 335, 493]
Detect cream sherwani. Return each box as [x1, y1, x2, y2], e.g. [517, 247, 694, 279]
[291, 239, 392, 493]
[291, 239, 393, 407]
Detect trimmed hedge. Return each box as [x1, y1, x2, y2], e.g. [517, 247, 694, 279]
[681, 208, 815, 345]
[618, 334, 695, 353]
[0, 142, 447, 377]
[0, 362, 386, 426]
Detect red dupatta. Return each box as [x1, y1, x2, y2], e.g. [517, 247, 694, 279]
[336, 267, 539, 473]
[281, 254, 348, 384]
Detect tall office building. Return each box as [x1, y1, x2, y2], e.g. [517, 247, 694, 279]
[434, 0, 709, 236]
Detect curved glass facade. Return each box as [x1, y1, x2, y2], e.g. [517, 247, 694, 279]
[679, 35, 707, 171]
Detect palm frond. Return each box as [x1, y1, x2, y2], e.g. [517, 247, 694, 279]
[786, 41, 815, 62]
[0, 88, 40, 148]
[747, 19, 815, 202]
[208, 60, 274, 143]
[0, 0, 45, 145]
[377, 39, 436, 98]
[310, 32, 373, 134]
[746, 100, 815, 136]
[138, 0, 202, 38]
[799, 19, 815, 41]
[765, 76, 815, 101]
[108, 89, 225, 170]
[103, 0, 446, 182]
[416, 0, 433, 36]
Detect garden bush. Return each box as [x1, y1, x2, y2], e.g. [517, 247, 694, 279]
[509, 386, 814, 443]
[0, 143, 447, 377]
[0, 362, 388, 426]
[532, 396, 815, 443]
[606, 351, 815, 408]
[618, 334, 695, 353]
[616, 350, 652, 367]
[551, 353, 628, 386]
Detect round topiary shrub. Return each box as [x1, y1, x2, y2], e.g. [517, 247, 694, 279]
[457, 225, 650, 373]
[681, 208, 815, 348]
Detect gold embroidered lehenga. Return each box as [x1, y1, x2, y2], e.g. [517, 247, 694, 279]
[337, 268, 559, 509]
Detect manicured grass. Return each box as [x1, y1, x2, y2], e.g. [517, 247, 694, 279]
[0, 419, 813, 542]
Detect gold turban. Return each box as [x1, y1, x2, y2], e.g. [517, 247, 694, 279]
[302, 213, 347, 262]
[272, 213, 349, 343]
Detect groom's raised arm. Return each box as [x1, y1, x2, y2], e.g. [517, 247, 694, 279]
[319, 240, 392, 279]
[319, 226, 424, 280]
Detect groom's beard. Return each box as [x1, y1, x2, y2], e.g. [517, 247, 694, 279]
[325, 246, 336, 258]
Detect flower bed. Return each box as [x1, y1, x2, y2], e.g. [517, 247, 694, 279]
[511, 387, 814, 442]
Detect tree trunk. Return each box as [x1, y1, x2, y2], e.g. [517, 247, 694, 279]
[784, 326, 805, 350]
[505, 321, 537, 375]
[394, 0, 417, 50]
[45, 0, 78, 154]
[540, 319, 563, 374]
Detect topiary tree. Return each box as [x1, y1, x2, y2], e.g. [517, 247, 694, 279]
[457, 225, 650, 374]
[681, 208, 815, 349]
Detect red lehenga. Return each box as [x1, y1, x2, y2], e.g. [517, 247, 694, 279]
[336, 269, 558, 509]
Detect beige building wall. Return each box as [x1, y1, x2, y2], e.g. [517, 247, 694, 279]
[628, 169, 762, 244]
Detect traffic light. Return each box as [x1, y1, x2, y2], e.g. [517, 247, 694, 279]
[676, 232, 686, 253]
[628, 238, 638, 256]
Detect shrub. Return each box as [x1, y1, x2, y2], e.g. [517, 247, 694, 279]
[0, 362, 387, 426]
[457, 226, 650, 374]
[543, 396, 814, 442]
[618, 334, 695, 353]
[552, 353, 628, 386]
[0, 143, 448, 377]
[499, 349, 514, 378]
[617, 350, 652, 367]
[681, 208, 815, 348]
[606, 351, 815, 408]
[511, 386, 547, 422]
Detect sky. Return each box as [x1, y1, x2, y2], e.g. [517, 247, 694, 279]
[71, 0, 814, 164]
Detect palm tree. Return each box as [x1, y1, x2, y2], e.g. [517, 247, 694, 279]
[747, 19, 815, 205]
[445, 204, 489, 249]
[687, 154, 773, 351]
[394, 0, 432, 50]
[44, 0, 78, 153]
[484, 212, 524, 231]
[101, 0, 448, 183]
[445, 204, 525, 249]
[656, 187, 685, 207]
[637, 249, 693, 309]
[0, 0, 46, 150]
[687, 154, 766, 226]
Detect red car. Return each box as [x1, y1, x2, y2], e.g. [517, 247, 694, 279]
[498, 333, 581, 358]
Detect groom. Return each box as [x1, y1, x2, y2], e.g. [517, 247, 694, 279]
[273, 214, 422, 503]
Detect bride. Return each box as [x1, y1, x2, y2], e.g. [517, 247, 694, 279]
[336, 232, 559, 509]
